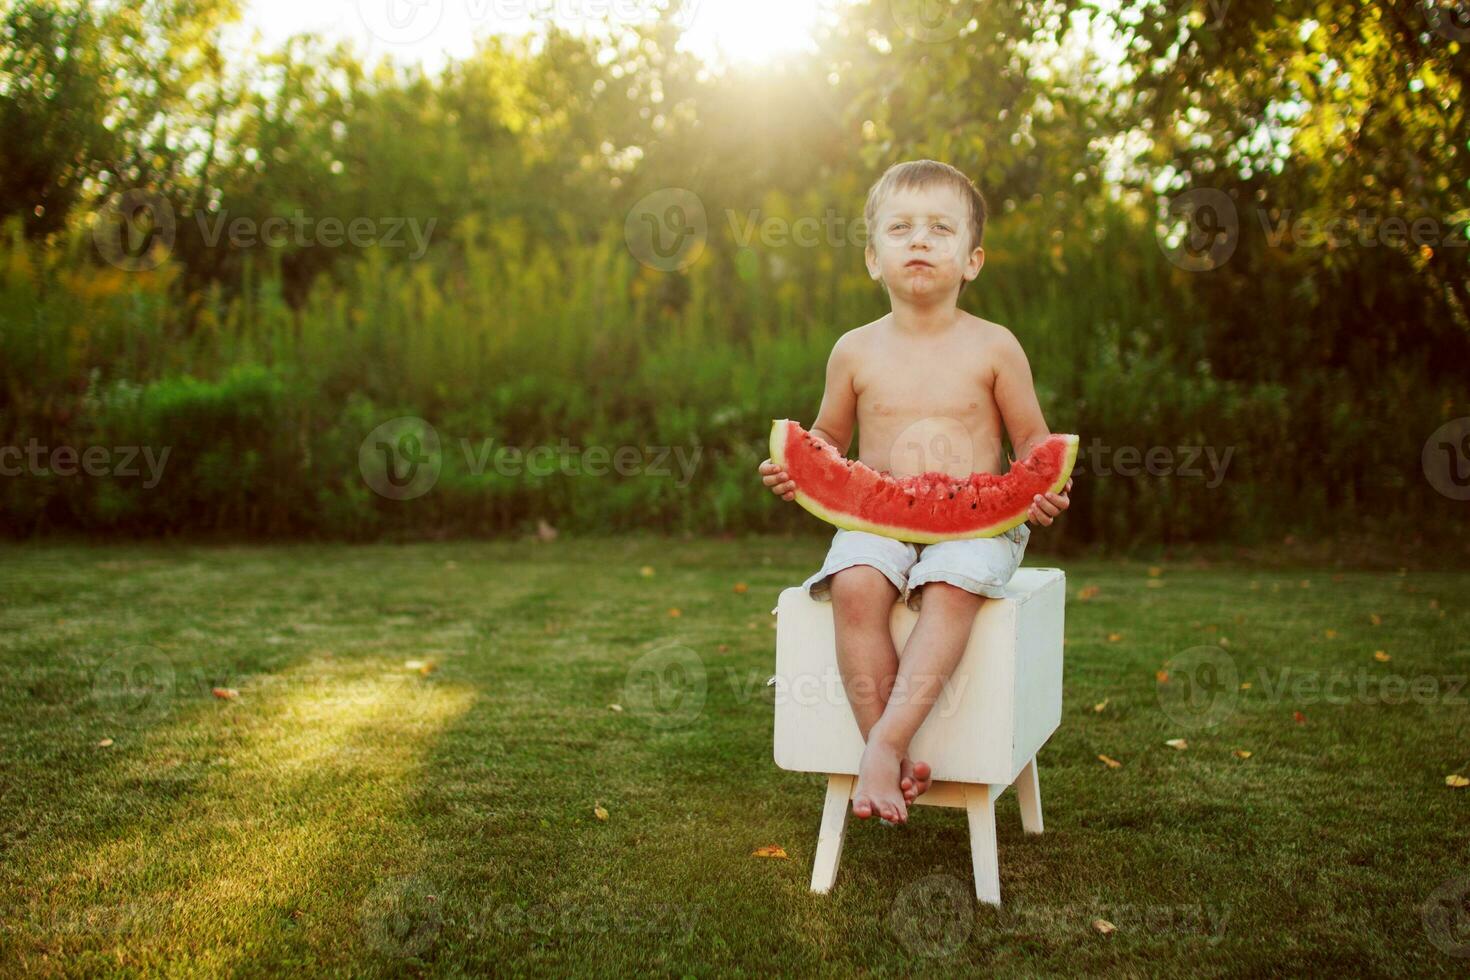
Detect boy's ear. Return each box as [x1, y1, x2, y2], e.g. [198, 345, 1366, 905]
[865, 243, 881, 281]
[964, 245, 986, 282]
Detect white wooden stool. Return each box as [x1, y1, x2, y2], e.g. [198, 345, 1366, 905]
[771, 567, 1065, 904]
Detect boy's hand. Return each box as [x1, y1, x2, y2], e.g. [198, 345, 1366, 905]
[1027, 478, 1072, 527]
[759, 459, 796, 501]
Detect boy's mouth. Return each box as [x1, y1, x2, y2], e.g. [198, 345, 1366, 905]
[904, 259, 934, 269]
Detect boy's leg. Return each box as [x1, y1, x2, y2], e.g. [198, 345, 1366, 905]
[856, 525, 1030, 823]
[828, 567, 934, 817]
[828, 565, 899, 737]
[854, 581, 983, 823]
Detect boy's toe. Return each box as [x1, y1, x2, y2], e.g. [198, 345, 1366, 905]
[852, 796, 873, 819]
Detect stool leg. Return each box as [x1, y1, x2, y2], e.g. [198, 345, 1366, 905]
[1016, 755, 1043, 835]
[811, 774, 855, 894]
[964, 783, 1001, 905]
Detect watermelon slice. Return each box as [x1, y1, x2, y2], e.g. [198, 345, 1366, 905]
[769, 419, 1079, 543]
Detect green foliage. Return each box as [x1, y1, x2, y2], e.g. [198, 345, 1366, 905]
[0, 0, 1466, 545]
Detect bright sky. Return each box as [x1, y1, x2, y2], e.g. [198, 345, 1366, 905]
[235, 0, 837, 72]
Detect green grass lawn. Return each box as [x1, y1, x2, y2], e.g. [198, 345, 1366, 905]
[1, 537, 1467, 976]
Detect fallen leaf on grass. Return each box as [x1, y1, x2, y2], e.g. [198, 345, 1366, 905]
[1147, 566, 1162, 577]
[1293, 710, 1306, 725]
[1233, 749, 1252, 759]
[1369, 613, 1382, 626]
[1097, 754, 1123, 769]
[1077, 585, 1100, 601]
[97, 738, 114, 748]
[1165, 738, 1188, 750]
[751, 845, 788, 859]
[668, 607, 682, 618]
[733, 582, 748, 594]
[593, 802, 609, 820]
[1323, 629, 1337, 640]
[1092, 698, 1109, 713]
[211, 687, 238, 700]
[1107, 632, 1123, 643]
[640, 565, 655, 577]
[1092, 918, 1116, 936]
[1446, 774, 1469, 789]
[1374, 650, 1391, 662]
[1240, 681, 1252, 690]
[607, 704, 623, 712]
[1156, 670, 1169, 684]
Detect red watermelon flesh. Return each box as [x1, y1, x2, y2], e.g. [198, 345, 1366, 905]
[768, 419, 1079, 543]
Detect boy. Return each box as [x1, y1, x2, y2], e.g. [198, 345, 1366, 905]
[758, 160, 1072, 824]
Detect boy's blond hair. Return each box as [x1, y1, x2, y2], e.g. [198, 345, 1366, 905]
[863, 160, 988, 292]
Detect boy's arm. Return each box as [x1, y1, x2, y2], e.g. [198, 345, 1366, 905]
[759, 335, 858, 502]
[808, 335, 859, 454]
[992, 329, 1072, 526]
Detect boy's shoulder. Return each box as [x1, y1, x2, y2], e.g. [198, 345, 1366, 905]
[957, 310, 1022, 348]
[828, 316, 885, 359]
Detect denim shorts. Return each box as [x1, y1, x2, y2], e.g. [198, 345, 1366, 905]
[801, 523, 1031, 611]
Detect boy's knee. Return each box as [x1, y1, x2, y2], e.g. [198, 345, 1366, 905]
[915, 580, 983, 609]
[829, 565, 898, 611]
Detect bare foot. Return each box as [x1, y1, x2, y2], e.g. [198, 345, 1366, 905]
[851, 738, 909, 823]
[899, 757, 933, 803]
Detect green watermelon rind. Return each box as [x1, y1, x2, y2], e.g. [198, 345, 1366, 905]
[769, 420, 1079, 545]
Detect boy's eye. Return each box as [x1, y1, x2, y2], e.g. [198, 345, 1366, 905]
[889, 222, 910, 232]
[934, 223, 952, 232]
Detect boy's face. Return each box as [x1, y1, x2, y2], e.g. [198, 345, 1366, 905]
[865, 183, 984, 302]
